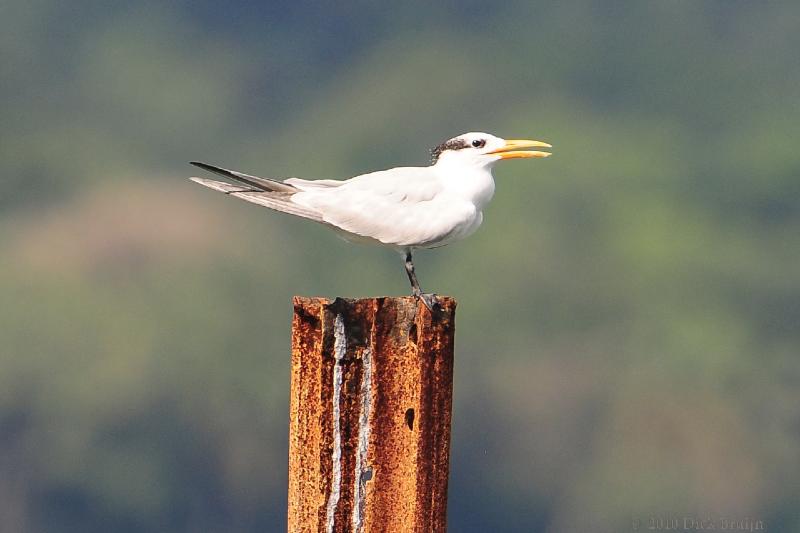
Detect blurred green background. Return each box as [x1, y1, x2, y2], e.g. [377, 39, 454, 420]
[2, 1, 799, 531]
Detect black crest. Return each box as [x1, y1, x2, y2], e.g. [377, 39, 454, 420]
[430, 137, 469, 163]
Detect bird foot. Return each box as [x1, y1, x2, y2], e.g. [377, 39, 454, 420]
[412, 290, 440, 311]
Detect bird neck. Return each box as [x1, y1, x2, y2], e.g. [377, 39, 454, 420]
[434, 160, 496, 209]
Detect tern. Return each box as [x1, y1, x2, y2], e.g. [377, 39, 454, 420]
[190, 132, 551, 309]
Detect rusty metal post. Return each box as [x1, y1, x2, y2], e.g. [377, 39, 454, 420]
[288, 296, 456, 533]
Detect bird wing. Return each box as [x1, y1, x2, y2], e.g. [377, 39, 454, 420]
[191, 164, 476, 247]
[291, 167, 469, 247]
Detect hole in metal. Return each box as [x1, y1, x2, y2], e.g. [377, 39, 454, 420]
[405, 408, 415, 431]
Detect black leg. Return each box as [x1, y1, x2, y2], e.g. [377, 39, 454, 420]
[404, 251, 421, 293]
[403, 250, 439, 311]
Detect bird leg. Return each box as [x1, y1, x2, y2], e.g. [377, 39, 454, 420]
[404, 251, 439, 311]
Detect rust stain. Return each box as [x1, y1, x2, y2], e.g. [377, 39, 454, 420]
[288, 296, 456, 533]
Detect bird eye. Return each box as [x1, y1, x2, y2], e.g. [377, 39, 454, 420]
[471, 139, 485, 148]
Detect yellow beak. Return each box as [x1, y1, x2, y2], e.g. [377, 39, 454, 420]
[488, 139, 552, 160]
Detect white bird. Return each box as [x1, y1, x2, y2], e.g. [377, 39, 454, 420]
[190, 132, 551, 309]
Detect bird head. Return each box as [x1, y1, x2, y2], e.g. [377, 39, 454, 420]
[430, 132, 551, 167]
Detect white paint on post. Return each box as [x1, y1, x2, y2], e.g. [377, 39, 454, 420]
[351, 345, 373, 532]
[325, 313, 347, 533]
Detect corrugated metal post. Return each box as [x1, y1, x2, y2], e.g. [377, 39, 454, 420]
[288, 296, 456, 533]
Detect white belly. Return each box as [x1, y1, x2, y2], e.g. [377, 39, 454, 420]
[329, 201, 482, 251]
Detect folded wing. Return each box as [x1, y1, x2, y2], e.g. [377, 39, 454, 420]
[291, 167, 465, 247]
[190, 164, 468, 248]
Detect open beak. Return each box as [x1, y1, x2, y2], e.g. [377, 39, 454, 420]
[489, 139, 552, 160]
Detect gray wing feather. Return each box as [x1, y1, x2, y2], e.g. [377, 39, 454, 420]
[190, 162, 297, 193]
[189, 177, 249, 194]
[189, 177, 324, 222]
